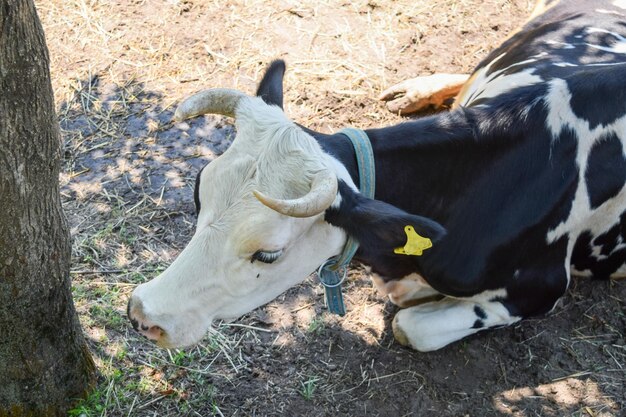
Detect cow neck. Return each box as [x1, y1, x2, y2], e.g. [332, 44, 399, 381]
[316, 127, 375, 316]
[341, 109, 482, 221]
[319, 108, 529, 285]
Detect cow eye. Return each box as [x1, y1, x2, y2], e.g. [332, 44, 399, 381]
[251, 249, 283, 264]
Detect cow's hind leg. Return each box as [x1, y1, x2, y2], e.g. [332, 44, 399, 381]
[379, 73, 469, 115]
[392, 295, 520, 352]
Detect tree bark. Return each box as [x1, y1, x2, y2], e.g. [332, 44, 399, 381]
[0, 1, 96, 416]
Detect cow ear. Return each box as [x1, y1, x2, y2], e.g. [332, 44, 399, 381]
[326, 182, 446, 256]
[256, 60, 286, 109]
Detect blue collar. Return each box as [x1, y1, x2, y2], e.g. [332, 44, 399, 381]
[317, 128, 375, 315]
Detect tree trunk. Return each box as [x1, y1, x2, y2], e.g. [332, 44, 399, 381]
[0, 1, 96, 416]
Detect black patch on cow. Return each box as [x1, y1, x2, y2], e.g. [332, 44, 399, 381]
[501, 236, 570, 317]
[311, 129, 360, 187]
[585, 132, 626, 209]
[593, 247, 626, 280]
[193, 165, 206, 215]
[127, 301, 139, 331]
[572, 212, 626, 280]
[572, 231, 594, 273]
[434, 96, 575, 296]
[595, 224, 621, 257]
[567, 65, 626, 130]
[256, 273, 260, 279]
[474, 305, 487, 320]
[472, 319, 484, 329]
[476, 113, 578, 308]
[573, 241, 626, 281]
[324, 181, 446, 280]
[256, 60, 286, 109]
[317, 85, 577, 302]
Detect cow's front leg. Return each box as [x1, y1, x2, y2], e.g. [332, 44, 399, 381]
[372, 273, 441, 307]
[392, 296, 520, 352]
[379, 73, 469, 115]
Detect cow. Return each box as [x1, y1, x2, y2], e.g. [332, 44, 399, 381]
[128, 0, 626, 352]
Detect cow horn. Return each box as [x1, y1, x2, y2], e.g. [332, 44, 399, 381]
[253, 170, 338, 218]
[173, 88, 247, 122]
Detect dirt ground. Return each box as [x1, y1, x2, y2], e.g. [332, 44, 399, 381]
[37, 0, 625, 416]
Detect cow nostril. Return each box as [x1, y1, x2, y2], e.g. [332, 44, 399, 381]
[130, 318, 140, 331]
[142, 325, 164, 341]
[127, 297, 143, 328]
[127, 297, 163, 340]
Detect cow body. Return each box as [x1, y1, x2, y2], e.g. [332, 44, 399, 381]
[129, 0, 626, 351]
[346, 0, 626, 349]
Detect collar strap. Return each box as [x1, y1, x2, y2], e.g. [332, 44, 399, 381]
[318, 127, 375, 315]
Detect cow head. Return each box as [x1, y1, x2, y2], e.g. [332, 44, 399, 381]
[128, 61, 445, 348]
[127, 61, 348, 348]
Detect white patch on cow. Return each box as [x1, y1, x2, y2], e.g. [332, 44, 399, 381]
[591, 245, 608, 261]
[543, 28, 626, 69]
[459, 53, 544, 106]
[325, 152, 357, 210]
[550, 28, 626, 56]
[329, 192, 342, 210]
[587, 62, 626, 67]
[596, 8, 625, 16]
[584, 28, 626, 54]
[467, 288, 508, 302]
[533, 52, 550, 59]
[553, 61, 626, 68]
[546, 40, 576, 49]
[545, 79, 626, 285]
[571, 267, 593, 278]
[613, 0, 626, 10]
[326, 150, 357, 189]
[393, 293, 519, 352]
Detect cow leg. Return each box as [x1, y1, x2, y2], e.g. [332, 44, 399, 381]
[372, 273, 441, 307]
[379, 73, 469, 115]
[393, 261, 570, 352]
[392, 296, 520, 352]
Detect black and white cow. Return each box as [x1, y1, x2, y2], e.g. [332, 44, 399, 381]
[128, 0, 626, 351]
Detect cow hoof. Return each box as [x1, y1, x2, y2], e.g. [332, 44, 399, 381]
[392, 314, 410, 347]
[379, 74, 469, 115]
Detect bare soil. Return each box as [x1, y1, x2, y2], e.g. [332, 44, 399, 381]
[37, 0, 625, 416]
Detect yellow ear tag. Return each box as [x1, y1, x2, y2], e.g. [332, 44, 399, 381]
[394, 225, 433, 256]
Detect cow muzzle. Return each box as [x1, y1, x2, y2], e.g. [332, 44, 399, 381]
[127, 297, 166, 343]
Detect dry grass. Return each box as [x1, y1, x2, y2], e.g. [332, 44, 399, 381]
[34, 0, 626, 416]
[40, 0, 529, 130]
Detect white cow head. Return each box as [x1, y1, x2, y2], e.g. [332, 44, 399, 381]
[127, 62, 350, 348]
